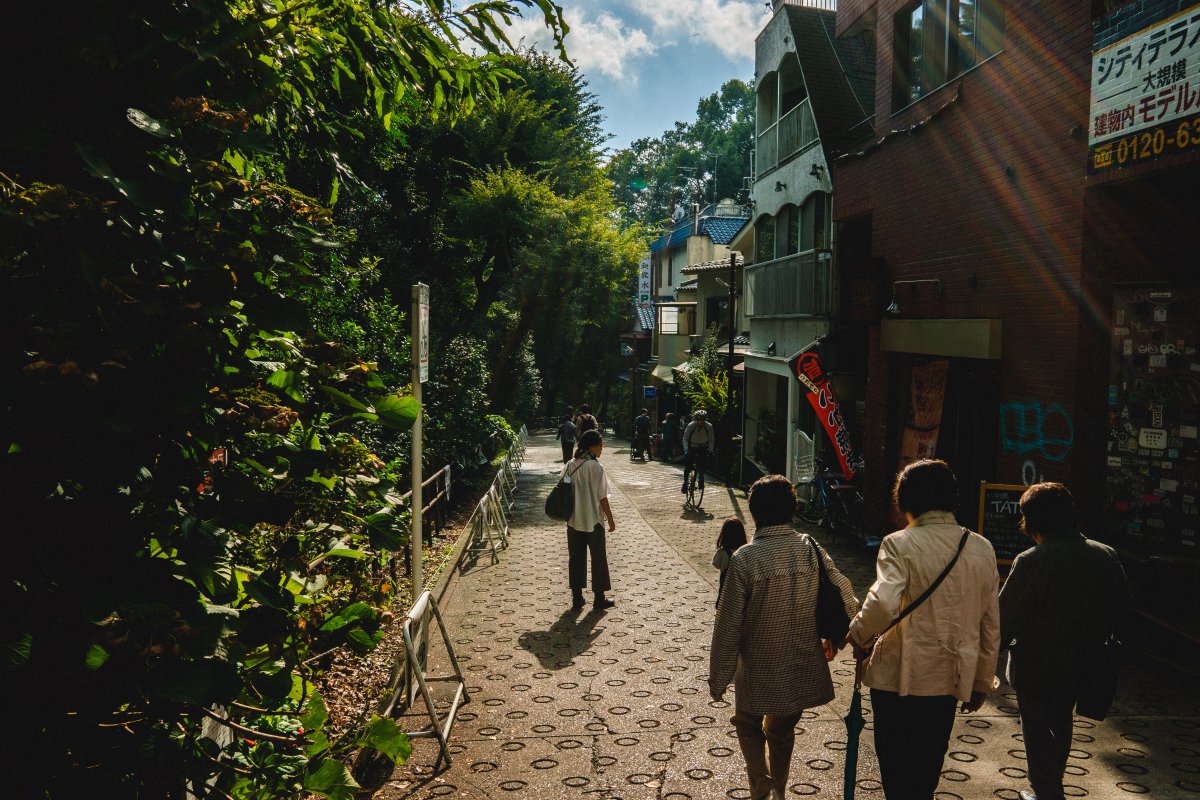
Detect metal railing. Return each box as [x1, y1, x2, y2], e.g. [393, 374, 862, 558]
[462, 425, 527, 565]
[756, 98, 819, 176]
[744, 249, 833, 317]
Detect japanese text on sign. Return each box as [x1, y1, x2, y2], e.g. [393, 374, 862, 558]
[1089, 4, 1200, 173]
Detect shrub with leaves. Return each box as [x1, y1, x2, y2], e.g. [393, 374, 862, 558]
[0, 1, 564, 797]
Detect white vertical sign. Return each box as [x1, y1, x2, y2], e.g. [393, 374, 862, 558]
[411, 283, 429, 603]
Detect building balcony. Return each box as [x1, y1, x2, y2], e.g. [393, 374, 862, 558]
[755, 98, 819, 178]
[744, 249, 832, 318]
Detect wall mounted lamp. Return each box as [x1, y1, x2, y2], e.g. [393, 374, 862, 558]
[767, 341, 777, 355]
[885, 278, 942, 315]
[775, 181, 786, 192]
[809, 163, 825, 177]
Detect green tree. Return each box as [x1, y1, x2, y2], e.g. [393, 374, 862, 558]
[606, 79, 754, 230]
[0, 1, 565, 796]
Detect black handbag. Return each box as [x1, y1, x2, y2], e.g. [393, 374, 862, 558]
[1076, 633, 1122, 721]
[812, 539, 850, 642]
[545, 459, 584, 521]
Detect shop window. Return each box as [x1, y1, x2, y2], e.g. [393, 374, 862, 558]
[893, 0, 1003, 108]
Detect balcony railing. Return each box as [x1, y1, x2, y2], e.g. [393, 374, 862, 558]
[755, 98, 818, 177]
[745, 249, 832, 318]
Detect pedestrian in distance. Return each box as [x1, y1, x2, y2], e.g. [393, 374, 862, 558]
[711, 516, 747, 608]
[709, 475, 859, 800]
[660, 412, 680, 462]
[999, 482, 1133, 800]
[573, 403, 598, 442]
[563, 429, 617, 611]
[846, 459, 1000, 800]
[632, 407, 652, 460]
[681, 409, 715, 494]
[557, 414, 576, 464]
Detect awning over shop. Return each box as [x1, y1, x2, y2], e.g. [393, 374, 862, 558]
[673, 360, 692, 374]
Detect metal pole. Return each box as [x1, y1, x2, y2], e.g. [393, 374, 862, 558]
[727, 252, 736, 443]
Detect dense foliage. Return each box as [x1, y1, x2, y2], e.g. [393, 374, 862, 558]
[606, 79, 755, 230]
[0, 1, 605, 797]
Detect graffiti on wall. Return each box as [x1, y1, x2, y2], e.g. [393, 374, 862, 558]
[1000, 400, 1076, 463]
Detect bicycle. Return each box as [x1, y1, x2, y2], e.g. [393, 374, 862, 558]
[684, 445, 710, 509]
[798, 456, 864, 539]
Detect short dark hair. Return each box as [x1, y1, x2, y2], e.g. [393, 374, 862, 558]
[574, 428, 603, 458]
[580, 403, 591, 413]
[892, 459, 958, 517]
[749, 475, 796, 527]
[1020, 482, 1077, 539]
[641, 408, 648, 415]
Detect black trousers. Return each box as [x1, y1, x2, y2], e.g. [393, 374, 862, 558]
[561, 440, 573, 463]
[870, 689, 957, 800]
[1017, 687, 1075, 800]
[567, 524, 611, 594]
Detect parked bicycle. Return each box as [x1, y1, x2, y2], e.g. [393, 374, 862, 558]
[797, 456, 864, 539]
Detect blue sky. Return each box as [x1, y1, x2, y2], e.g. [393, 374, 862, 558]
[504, 0, 763, 152]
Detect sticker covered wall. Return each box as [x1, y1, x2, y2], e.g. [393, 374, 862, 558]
[1107, 286, 1200, 553]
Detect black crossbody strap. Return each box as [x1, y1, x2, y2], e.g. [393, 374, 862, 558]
[880, 527, 970, 636]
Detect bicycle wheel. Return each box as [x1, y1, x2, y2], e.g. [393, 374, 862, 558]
[686, 470, 698, 507]
[695, 478, 705, 508]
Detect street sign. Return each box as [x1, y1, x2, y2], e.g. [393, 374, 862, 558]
[643, 386, 656, 399]
[415, 284, 429, 384]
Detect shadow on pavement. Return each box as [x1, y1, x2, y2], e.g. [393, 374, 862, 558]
[517, 607, 606, 670]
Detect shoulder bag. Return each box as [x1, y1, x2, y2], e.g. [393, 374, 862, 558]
[545, 459, 586, 522]
[879, 527, 971, 637]
[1076, 632, 1122, 721]
[813, 539, 851, 641]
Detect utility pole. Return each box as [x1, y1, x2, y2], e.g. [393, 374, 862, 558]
[726, 252, 738, 476]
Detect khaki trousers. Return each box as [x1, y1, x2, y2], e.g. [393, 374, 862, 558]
[731, 709, 802, 799]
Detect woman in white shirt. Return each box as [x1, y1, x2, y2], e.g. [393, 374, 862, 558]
[564, 429, 617, 610]
[847, 459, 1000, 800]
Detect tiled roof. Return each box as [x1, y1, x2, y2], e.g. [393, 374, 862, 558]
[681, 253, 744, 274]
[649, 209, 749, 253]
[677, 278, 699, 290]
[701, 216, 748, 245]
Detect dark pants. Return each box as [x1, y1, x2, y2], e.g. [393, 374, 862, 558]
[1018, 688, 1075, 800]
[561, 440, 573, 463]
[732, 709, 802, 799]
[682, 446, 709, 489]
[870, 689, 957, 800]
[567, 524, 610, 595]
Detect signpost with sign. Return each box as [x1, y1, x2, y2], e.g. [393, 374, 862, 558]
[412, 283, 429, 602]
[977, 481, 1030, 565]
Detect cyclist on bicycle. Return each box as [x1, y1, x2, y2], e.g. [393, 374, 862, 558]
[681, 409, 715, 494]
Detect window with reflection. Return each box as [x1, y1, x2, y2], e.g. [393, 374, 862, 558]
[756, 216, 776, 262]
[894, 0, 1003, 108]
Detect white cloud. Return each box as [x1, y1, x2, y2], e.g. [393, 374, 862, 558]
[504, 9, 656, 82]
[627, 0, 760, 62]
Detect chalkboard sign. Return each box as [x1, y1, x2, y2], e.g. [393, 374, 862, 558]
[977, 482, 1032, 564]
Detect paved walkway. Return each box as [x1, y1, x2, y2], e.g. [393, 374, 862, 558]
[379, 434, 1200, 800]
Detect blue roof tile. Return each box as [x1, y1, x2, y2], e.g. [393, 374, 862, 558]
[701, 216, 747, 244]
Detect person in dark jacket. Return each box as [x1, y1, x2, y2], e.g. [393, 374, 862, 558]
[999, 482, 1133, 800]
[632, 408, 652, 460]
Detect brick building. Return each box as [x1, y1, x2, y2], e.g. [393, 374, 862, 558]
[830, 0, 1200, 627]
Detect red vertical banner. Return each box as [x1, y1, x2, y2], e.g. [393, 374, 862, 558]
[790, 345, 864, 479]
